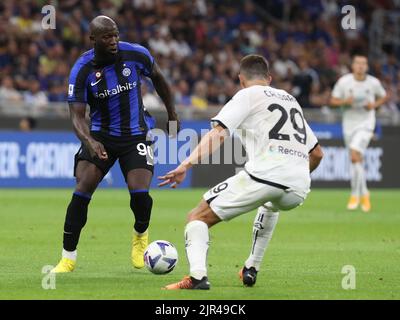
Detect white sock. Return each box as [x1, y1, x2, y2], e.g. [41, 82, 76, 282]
[355, 162, 368, 196]
[350, 163, 360, 197]
[185, 220, 209, 280]
[245, 205, 279, 271]
[62, 249, 77, 261]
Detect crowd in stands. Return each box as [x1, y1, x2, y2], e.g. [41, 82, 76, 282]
[0, 0, 399, 115]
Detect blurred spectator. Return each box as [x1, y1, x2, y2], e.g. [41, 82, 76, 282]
[291, 58, 319, 108]
[272, 49, 299, 80]
[175, 79, 191, 107]
[0, 76, 23, 102]
[23, 80, 48, 109]
[0, 36, 13, 73]
[382, 53, 400, 84]
[149, 28, 171, 57]
[169, 33, 192, 58]
[191, 81, 208, 110]
[19, 116, 37, 132]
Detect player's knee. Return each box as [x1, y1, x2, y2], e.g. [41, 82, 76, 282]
[187, 204, 205, 223]
[281, 200, 303, 211]
[277, 203, 297, 211]
[187, 208, 220, 228]
[76, 179, 98, 195]
[187, 211, 199, 223]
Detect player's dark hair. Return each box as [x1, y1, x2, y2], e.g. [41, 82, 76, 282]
[239, 54, 270, 80]
[26, 117, 36, 129]
[351, 50, 368, 62]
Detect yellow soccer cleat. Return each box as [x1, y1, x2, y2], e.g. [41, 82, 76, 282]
[131, 231, 148, 269]
[347, 195, 359, 210]
[51, 257, 76, 273]
[361, 194, 371, 212]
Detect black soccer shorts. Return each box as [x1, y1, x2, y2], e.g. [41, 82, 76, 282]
[74, 131, 154, 180]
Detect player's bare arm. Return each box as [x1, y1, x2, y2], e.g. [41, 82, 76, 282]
[330, 96, 353, 107]
[309, 144, 323, 173]
[150, 62, 180, 134]
[158, 125, 228, 188]
[69, 102, 108, 161]
[365, 93, 389, 110]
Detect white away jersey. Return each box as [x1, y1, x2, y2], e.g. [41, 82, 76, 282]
[331, 74, 386, 134]
[211, 85, 318, 196]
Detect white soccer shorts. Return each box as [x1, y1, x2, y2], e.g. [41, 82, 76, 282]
[344, 129, 373, 155]
[203, 170, 305, 221]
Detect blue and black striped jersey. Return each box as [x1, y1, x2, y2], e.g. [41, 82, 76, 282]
[67, 41, 155, 136]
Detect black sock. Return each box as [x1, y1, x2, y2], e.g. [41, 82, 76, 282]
[63, 192, 91, 251]
[130, 190, 153, 234]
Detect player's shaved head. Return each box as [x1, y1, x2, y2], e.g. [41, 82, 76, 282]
[89, 15, 118, 36]
[239, 54, 270, 80]
[89, 15, 119, 57]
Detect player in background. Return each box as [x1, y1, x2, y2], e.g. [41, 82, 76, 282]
[51, 16, 179, 273]
[158, 55, 323, 289]
[330, 54, 388, 212]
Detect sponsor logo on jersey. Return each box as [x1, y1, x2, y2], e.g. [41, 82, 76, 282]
[277, 145, 308, 160]
[269, 144, 308, 160]
[94, 81, 137, 99]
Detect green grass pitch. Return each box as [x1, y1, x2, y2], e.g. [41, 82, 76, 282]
[0, 188, 399, 300]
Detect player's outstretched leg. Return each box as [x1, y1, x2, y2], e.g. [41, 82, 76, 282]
[52, 161, 103, 273]
[239, 204, 279, 286]
[164, 200, 220, 290]
[127, 169, 153, 269]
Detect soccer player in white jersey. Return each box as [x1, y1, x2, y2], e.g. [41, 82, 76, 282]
[330, 54, 388, 212]
[158, 55, 323, 290]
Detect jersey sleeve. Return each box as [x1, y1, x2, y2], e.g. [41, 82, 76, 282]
[331, 77, 345, 99]
[67, 60, 89, 104]
[211, 89, 251, 136]
[305, 120, 319, 153]
[134, 45, 155, 77]
[374, 79, 386, 98]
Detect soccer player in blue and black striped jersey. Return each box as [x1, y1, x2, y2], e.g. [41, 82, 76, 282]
[52, 16, 179, 273]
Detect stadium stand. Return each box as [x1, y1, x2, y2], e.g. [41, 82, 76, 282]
[0, 0, 399, 125]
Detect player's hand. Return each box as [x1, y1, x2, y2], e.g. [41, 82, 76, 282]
[157, 164, 187, 188]
[344, 96, 354, 106]
[365, 102, 376, 110]
[87, 140, 108, 161]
